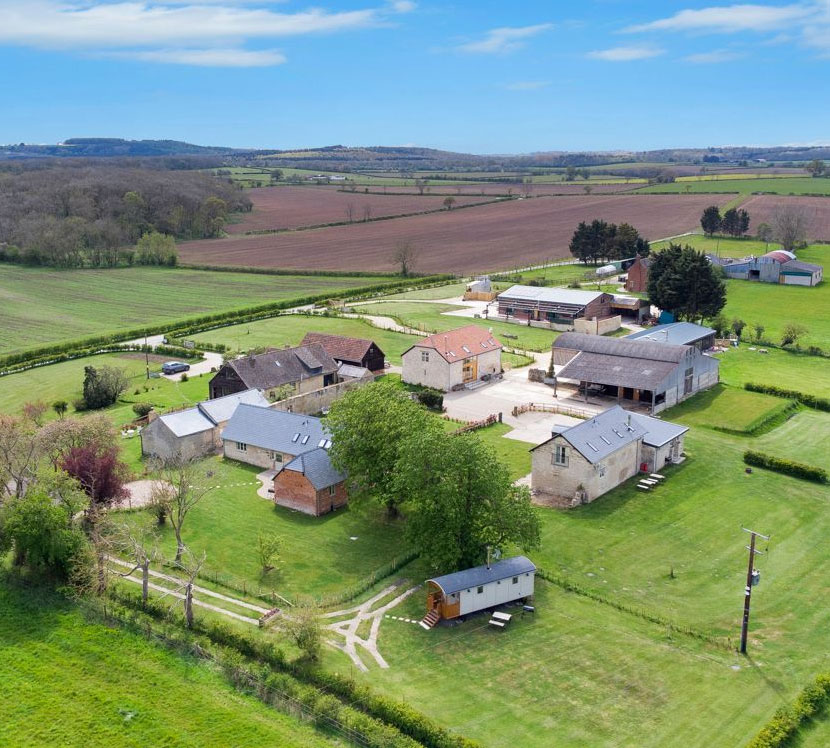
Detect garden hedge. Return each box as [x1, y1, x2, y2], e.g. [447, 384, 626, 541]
[745, 383, 830, 412]
[747, 673, 830, 748]
[743, 451, 828, 483]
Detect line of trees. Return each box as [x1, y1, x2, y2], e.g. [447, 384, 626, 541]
[700, 205, 750, 237]
[569, 220, 650, 264]
[0, 164, 251, 268]
[326, 381, 540, 572]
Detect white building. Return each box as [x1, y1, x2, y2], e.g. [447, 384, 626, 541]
[401, 325, 502, 391]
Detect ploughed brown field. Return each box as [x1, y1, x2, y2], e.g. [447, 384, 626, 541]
[180, 194, 733, 274]
[226, 186, 494, 233]
[740, 195, 830, 241]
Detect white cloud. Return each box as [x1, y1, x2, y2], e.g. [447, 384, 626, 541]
[457, 24, 552, 54]
[588, 45, 664, 61]
[684, 49, 745, 62]
[505, 80, 550, 90]
[0, 1, 400, 66]
[625, 3, 814, 34]
[112, 47, 287, 66]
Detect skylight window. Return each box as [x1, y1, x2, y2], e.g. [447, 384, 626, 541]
[600, 435, 611, 445]
[292, 433, 300, 442]
[587, 441, 599, 452]
[462, 345, 471, 353]
[611, 428, 624, 438]
[275, 361, 281, 367]
[449, 351, 456, 356]
[301, 435, 310, 445]
[318, 439, 327, 448]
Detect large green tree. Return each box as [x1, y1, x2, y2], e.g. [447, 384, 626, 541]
[326, 380, 434, 517]
[647, 244, 727, 322]
[394, 428, 540, 572]
[700, 205, 722, 236]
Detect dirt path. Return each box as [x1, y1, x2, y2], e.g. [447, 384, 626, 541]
[324, 583, 420, 672]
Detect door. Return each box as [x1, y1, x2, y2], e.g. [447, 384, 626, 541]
[462, 358, 477, 383]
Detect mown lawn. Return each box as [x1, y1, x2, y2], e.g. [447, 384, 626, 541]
[493, 262, 603, 284]
[192, 313, 421, 363]
[652, 234, 781, 257]
[122, 455, 408, 601]
[358, 581, 785, 748]
[661, 383, 791, 433]
[0, 265, 392, 356]
[717, 346, 830, 399]
[754, 410, 830, 471]
[440, 420, 532, 480]
[0, 578, 336, 748]
[362, 302, 558, 352]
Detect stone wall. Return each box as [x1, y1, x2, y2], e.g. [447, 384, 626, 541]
[271, 378, 369, 415]
[573, 315, 622, 336]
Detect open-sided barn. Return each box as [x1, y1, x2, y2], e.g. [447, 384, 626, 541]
[496, 285, 613, 330]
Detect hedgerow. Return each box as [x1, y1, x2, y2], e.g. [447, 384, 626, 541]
[743, 451, 828, 483]
[745, 383, 830, 412]
[747, 673, 830, 748]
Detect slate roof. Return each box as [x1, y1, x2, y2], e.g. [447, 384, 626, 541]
[224, 344, 337, 390]
[221, 404, 330, 454]
[159, 408, 214, 437]
[283, 448, 345, 490]
[554, 332, 690, 363]
[301, 332, 383, 366]
[404, 325, 501, 364]
[337, 362, 371, 379]
[627, 412, 689, 447]
[198, 389, 269, 425]
[498, 285, 605, 307]
[427, 556, 537, 595]
[157, 389, 269, 437]
[625, 322, 715, 347]
[557, 352, 678, 390]
[532, 405, 646, 464]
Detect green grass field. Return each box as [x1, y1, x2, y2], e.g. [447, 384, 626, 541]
[493, 262, 603, 285]
[192, 313, 421, 363]
[754, 410, 830, 471]
[123, 456, 408, 600]
[0, 265, 392, 356]
[359, 302, 558, 352]
[0, 578, 335, 747]
[721, 245, 830, 349]
[661, 383, 792, 433]
[638, 177, 830, 195]
[717, 346, 830, 399]
[651, 233, 782, 258]
[440, 420, 531, 480]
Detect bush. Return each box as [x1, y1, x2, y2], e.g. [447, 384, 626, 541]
[745, 383, 830, 412]
[748, 672, 830, 748]
[132, 403, 154, 418]
[744, 451, 828, 483]
[416, 389, 444, 410]
[180, 373, 189, 382]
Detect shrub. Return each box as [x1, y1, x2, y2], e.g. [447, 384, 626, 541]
[748, 672, 830, 748]
[744, 451, 827, 483]
[416, 389, 444, 410]
[132, 403, 154, 418]
[180, 373, 189, 382]
[745, 383, 830, 412]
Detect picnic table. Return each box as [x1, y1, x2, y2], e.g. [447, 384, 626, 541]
[492, 611, 512, 623]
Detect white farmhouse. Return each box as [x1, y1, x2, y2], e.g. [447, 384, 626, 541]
[401, 325, 502, 391]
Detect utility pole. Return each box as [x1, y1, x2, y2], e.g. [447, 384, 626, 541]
[739, 527, 770, 655]
[144, 332, 150, 380]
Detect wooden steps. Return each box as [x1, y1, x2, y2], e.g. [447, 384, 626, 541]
[420, 610, 440, 630]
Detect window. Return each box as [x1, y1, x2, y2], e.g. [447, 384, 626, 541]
[236, 442, 247, 452]
[268, 451, 282, 462]
[512, 576, 518, 584]
[553, 444, 568, 467]
[328, 485, 336, 496]
[476, 586, 484, 594]
[421, 350, 430, 362]
[684, 367, 694, 395]
[598, 464, 606, 478]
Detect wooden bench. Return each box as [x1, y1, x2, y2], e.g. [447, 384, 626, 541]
[650, 474, 665, 481]
[488, 619, 506, 629]
[637, 483, 652, 491]
[492, 611, 512, 623]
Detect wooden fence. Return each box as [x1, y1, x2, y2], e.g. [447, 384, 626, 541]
[449, 413, 501, 435]
[511, 402, 592, 420]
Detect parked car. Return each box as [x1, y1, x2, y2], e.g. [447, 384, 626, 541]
[162, 361, 190, 375]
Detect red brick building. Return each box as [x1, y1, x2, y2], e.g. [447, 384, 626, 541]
[625, 256, 651, 293]
[273, 448, 348, 516]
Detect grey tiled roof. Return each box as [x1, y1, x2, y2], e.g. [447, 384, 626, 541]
[159, 408, 214, 437]
[557, 351, 678, 390]
[225, 344, 337, 390]
[221, 404, 330, 455]
[284, 448, 345, 490]
[625, 322, 715, 347]
[427, 555, 537, 595]
[554, 332, 690, 363]
[198, 389, 269, 425]
[627, 412, 689, 447]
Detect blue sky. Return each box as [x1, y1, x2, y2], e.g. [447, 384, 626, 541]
[2, 1, 829, 153]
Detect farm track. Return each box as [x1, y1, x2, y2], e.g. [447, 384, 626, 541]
[179, 193, 734, 274]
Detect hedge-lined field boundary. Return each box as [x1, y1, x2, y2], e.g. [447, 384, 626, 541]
[743, 451, 828, 483]
[713, 398, 799, 437]
[0, 274, 454, 377]
[747, 673, 830, 748]
[106, 585, 481, 748]
[745, 383, 830, 412]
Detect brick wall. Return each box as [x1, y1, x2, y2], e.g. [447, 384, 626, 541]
[273, 470, 348, 516]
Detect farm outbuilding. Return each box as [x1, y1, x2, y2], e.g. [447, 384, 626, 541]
[624, 256, 651, 293]
[496, 285, 613, 330]
[708, 250, 823, 286]
[426, 556, 536, 621]
[625, 322, 716, 351]
[300, 332, 386, 373]
[553, 332, 719, 414]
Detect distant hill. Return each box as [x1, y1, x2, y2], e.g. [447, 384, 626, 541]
[0, 138, 238, 159]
